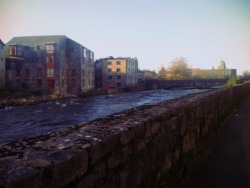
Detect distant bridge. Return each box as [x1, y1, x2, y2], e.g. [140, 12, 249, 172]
[138, 78, 228, 90]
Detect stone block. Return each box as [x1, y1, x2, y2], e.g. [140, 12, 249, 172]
[51, 149, 88, 187]
[151, 121, 161, 135]
[108, 155, 122, 169]
[119, 129, 134, 145]
[90, 134, 119, 165]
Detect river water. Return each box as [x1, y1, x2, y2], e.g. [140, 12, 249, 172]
[0, 89, 207, 145]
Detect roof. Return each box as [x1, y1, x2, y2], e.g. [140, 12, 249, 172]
[0, 39, 5, 46]
[6, 35, 68, 46]
[6, 35, 94, 52]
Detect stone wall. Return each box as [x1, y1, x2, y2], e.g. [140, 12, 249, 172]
[1, 82, 250, 188]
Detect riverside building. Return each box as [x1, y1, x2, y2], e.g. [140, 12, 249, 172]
[95, 56, 138, 89]
[0, 39, 5, 89]
[5, 35, 94, 95]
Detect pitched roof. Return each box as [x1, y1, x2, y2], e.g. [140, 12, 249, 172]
[6, 35, 67, 46]
[0, 39, 5, 46]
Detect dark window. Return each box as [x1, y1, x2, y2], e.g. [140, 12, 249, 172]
[109, 76, 112, 79]
[117, 82, 121, 87]
[72, 69, 76, 76]
[108, 61, 112, 65]
[37, 46, 41, 50]
[25, 69, 30, 77]
[117, 75, 121, 80]
[108, 68, 112, 72]
[25, 46, 29, 50]
[37, 68, 42, 77]
[82, 69, 85, 76]
[38, 79, 42, 87]
[116, 68, 121, 72]
[117, 61, 121, 65]
[46, 56, 54, 63]
[16, 70, 20, 77]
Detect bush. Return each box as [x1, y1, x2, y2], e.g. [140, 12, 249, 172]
[224, 77, 242, 87]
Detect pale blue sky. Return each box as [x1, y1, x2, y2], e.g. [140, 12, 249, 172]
[0, 0, 250, 74]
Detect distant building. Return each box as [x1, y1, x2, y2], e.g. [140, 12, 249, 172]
[5, 35, 94, 94]
[191, 60, 237, 79]
[138, 69, 157, 80]
[95, 56, 138, 89]
[0, 39, 5, 89]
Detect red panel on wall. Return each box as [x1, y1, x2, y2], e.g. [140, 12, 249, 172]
[46, 62, 54, 69]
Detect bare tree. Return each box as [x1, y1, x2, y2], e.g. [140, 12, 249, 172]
[157, 66, 167, 79]
[167, 57, 191, 80]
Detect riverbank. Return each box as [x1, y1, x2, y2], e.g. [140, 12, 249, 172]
[0, 88, 132, 109]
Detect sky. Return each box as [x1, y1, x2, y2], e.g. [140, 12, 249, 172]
[0, 0, 250, 75]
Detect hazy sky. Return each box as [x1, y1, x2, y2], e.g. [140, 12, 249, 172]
[0, 0, 249, 74]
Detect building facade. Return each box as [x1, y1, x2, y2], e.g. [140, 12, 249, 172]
[95, 57, 138, 89]
[0, 39, 5, 89]
[5, 35, 94, 94]
[191, 60, 237, 79]
[138, 69, 157, 80]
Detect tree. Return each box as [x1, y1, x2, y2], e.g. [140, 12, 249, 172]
[167, 57, 191, 80]
[157, 66, 167, 79]
[242, 70, 250, 80]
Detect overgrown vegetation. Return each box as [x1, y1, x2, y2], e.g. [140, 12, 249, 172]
[0, 89, 42, 99]
[224, 76, 242, 87]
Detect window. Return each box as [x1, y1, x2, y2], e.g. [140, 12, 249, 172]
[116, 68, 121, 72]
[37, 58, 42, 63]
[82, 79, 85, 87]
[37, 46, 41, 50]
[108, 61, 112, 65]
[25, 69, 30, 77]
[117, 82, 121, 87]
[16, 70, 20, 77]
[83, 48, 86, 58]
[117, 61, 121, 65]
[72, 69, 76, 76]
[82, 69, 85, 76]
[108, 68, 112, 72]
[37, 79, 42, 87]
[46, 56, 54, 63]
[9, 46, 16, 56]
[47, 69, 54, 77]
[1, 58, 3, 61]
[46, 44, 54, 53]
[25, 46, 29, 50]
[117, 75, 121, 80]
[37, 68, 42, 77]
[108, 76, 112, 80]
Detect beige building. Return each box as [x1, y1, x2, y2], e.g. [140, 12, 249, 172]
[95, 57, 138, 89]
[0, 39, 5, 89]
[192, 60, 237, 79]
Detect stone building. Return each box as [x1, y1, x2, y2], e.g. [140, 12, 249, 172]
[0, 39, 5, 89]
[5, 35, 94, 94]
[191, 59, 237, 79]
[95, 56, 138, 89]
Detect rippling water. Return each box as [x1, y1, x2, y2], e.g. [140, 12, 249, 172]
[0, 89, 207, 145]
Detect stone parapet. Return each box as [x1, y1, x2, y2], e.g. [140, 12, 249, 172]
[1, 82, 250, 187]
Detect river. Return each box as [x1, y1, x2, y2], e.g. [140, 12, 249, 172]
[0, 89, 207, 145]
